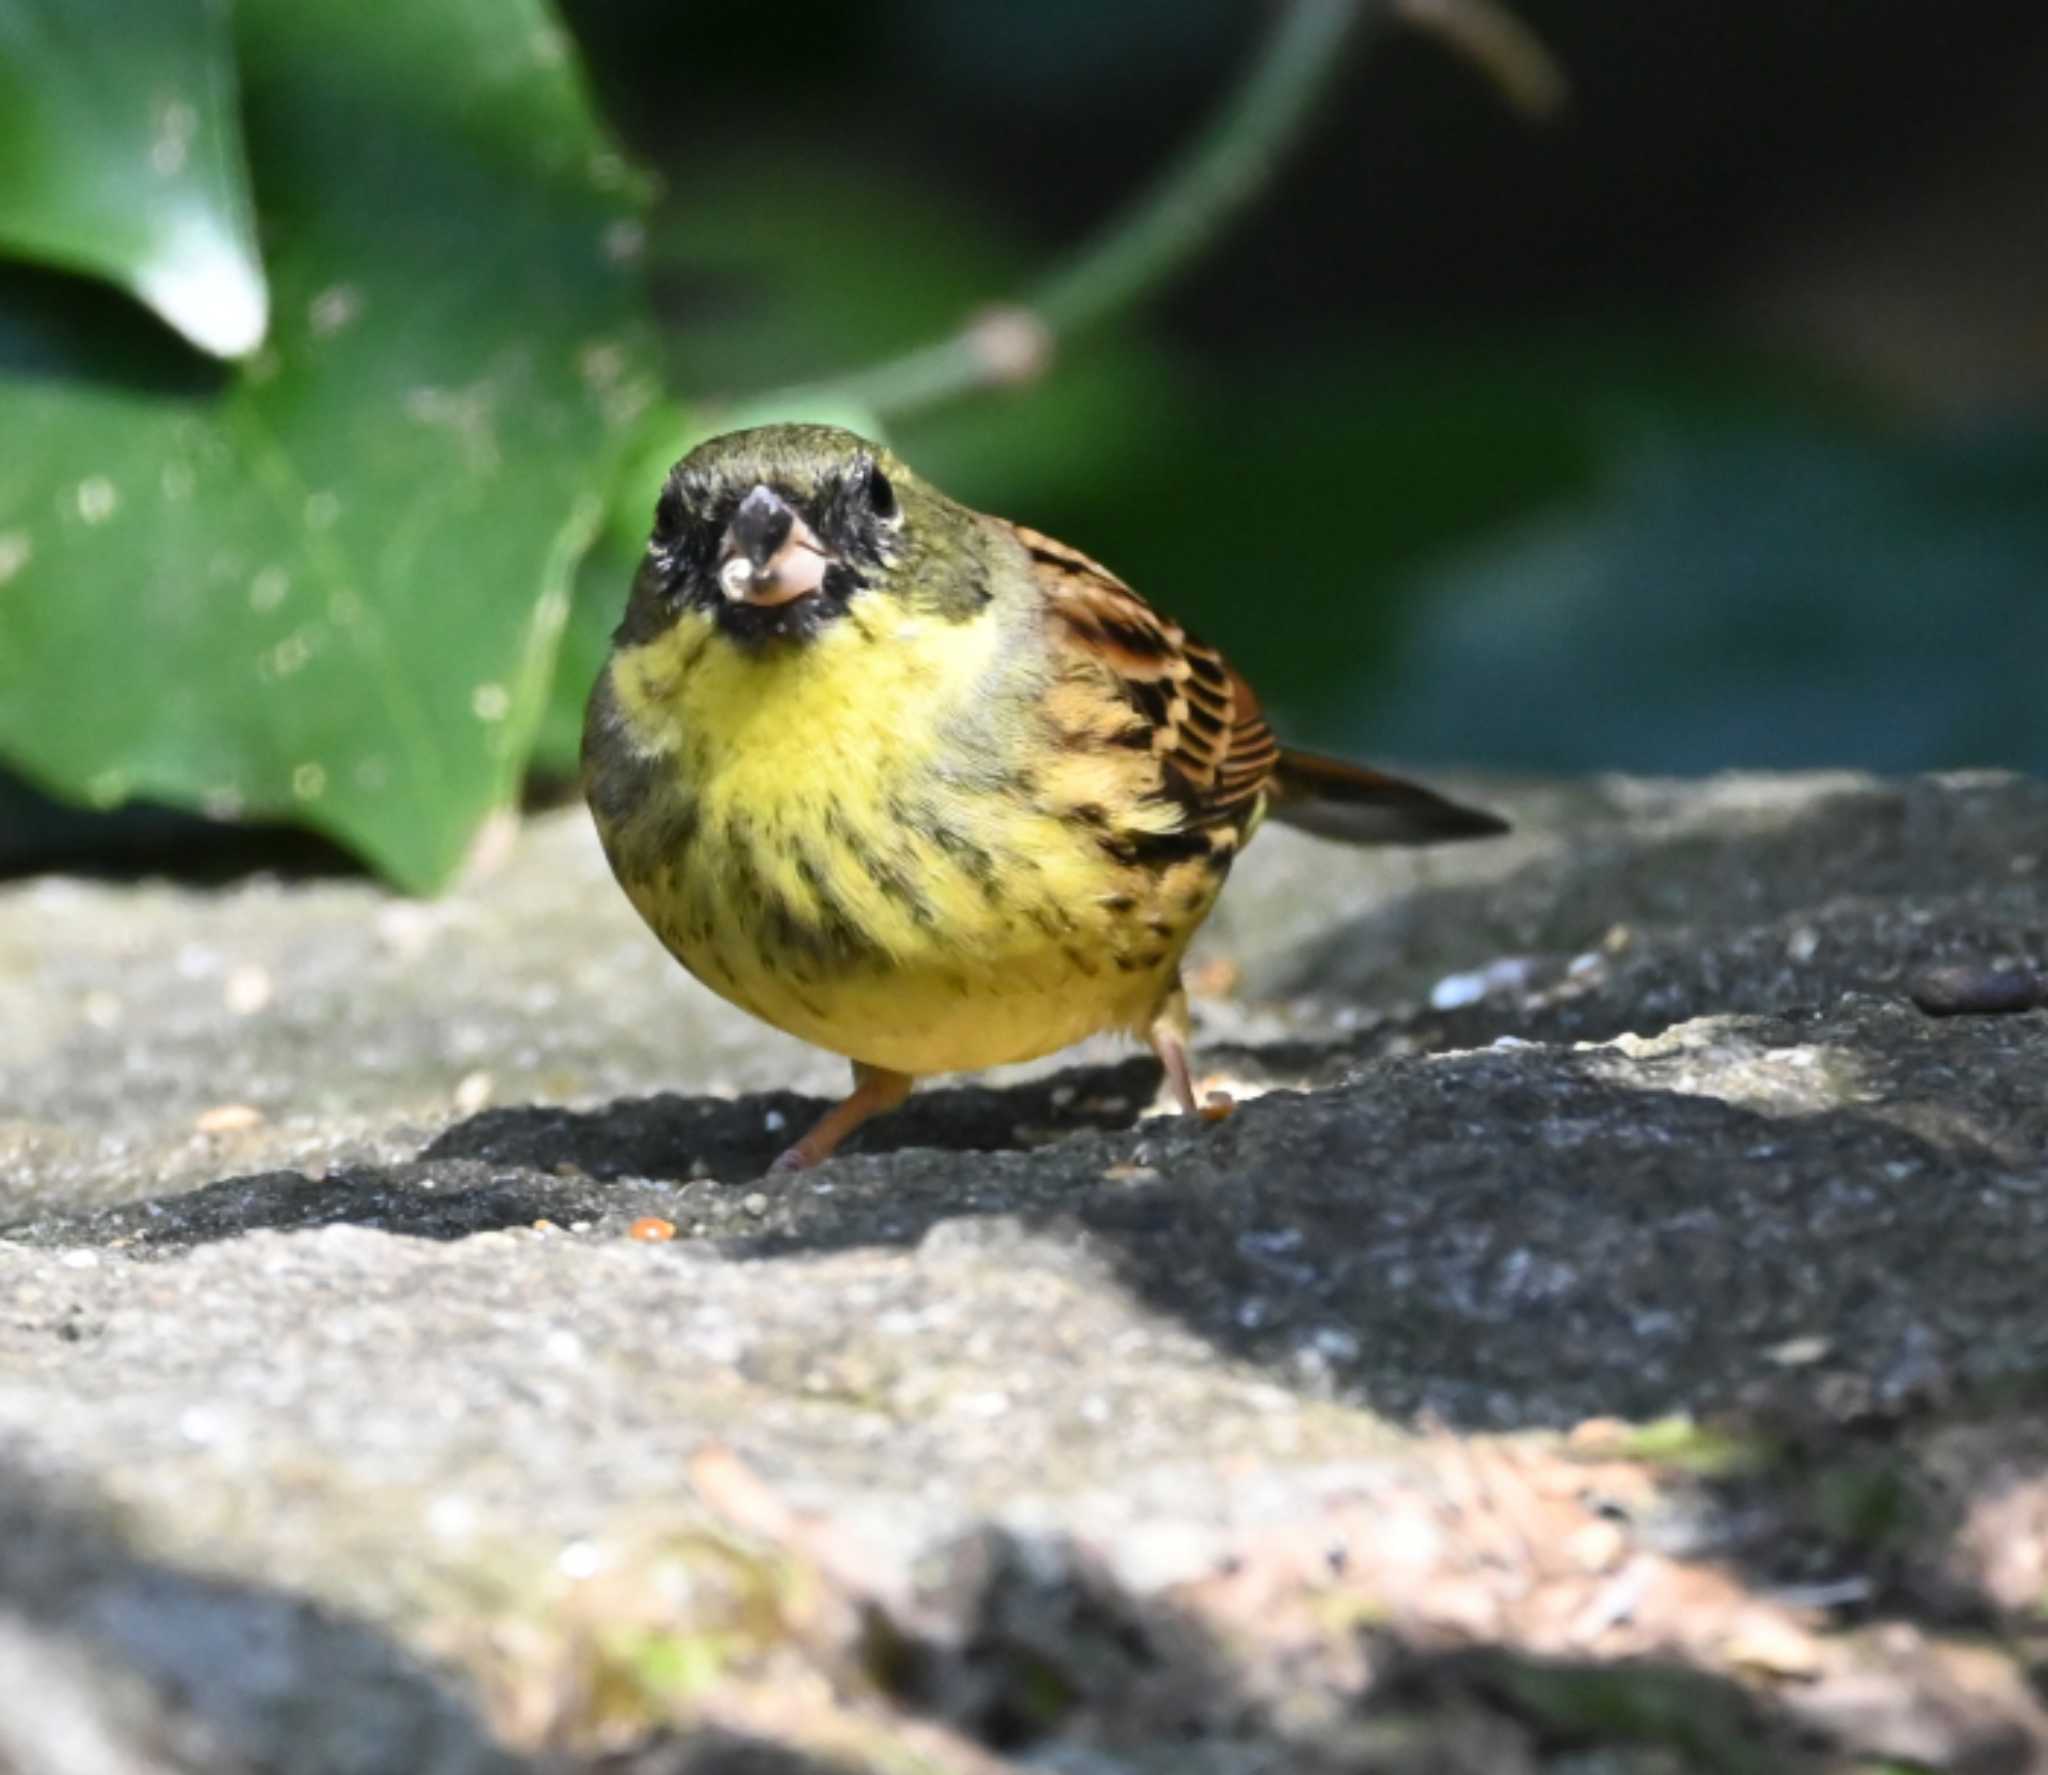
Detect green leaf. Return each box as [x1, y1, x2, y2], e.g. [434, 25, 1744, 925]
[0, 0, 659, 891]
[1368, 424, 2048, 776]
[0, 0, 267, 358]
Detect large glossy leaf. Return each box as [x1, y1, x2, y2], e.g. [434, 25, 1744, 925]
[0, 0, 658, 890]
[0, 0, 267, 358]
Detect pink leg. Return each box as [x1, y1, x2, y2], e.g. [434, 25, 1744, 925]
[1149, 985, 1233, 1122]
[772, 1061, 914, 1170]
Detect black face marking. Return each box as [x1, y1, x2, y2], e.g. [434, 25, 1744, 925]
[712, 570, 863, 649]
[1108, 723, 1154, 750]
[625, 441, 912, 651]
[1102, 894, 1137, 914]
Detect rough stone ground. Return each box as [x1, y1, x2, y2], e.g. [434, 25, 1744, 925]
[1, 769, 2046, 1773]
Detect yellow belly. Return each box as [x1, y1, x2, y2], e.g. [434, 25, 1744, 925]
[594, 597, 1222, 1077]
[681, 939, 1167, 1076]
[613, 777, 1200, 1076]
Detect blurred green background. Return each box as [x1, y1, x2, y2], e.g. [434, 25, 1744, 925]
[3, 0, 2045, 887]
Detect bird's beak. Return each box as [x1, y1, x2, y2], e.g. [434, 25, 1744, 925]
[717, 484, 836, 608]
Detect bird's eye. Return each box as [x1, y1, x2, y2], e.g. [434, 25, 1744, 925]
[864, 462, 899, 524]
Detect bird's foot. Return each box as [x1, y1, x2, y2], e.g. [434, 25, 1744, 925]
[769, 1062, 913, 1174]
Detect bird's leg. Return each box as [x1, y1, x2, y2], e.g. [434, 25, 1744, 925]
[1149, 985, 1234, 1122]
[772, 1061, 913, 1171]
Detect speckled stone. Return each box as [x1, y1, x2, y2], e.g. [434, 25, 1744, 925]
[0, 771, 2044, 1773]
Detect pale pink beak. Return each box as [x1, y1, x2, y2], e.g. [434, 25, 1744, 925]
[718, 484, 835, 608]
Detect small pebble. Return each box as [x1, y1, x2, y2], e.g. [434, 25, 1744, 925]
[740, 1191, 769, 1218]
[1430, 955, 1533, 1012]
[221, 963, 274, 1016]
[628, 1216, 675, 1242]
[194, 1103, 265, 1135]
[1564, 1518, 1627, 1574]
[1185, 956, 1242, 1000]
[1723, 1614, 1823, 1680]
[452, 1070, 493, 1116]
[1910, 964, 2044, 1017]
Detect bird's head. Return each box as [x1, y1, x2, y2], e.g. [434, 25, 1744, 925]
[617, 423, 985, 651]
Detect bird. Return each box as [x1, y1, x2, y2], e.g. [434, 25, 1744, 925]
[583, 423, 1506, 1170]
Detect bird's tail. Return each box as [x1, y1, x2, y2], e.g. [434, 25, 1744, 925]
[1265, 748, 1508, 847]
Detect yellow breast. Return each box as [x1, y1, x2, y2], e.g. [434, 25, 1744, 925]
[591, 595, 1218, 1075]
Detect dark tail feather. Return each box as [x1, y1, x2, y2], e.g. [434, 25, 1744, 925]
[1267, 748, 1509, 847]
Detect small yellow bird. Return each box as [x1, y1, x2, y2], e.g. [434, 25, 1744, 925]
[583, 424, 1505, 1169]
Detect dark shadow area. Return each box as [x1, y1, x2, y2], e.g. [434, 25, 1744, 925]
[0, 766, 362, 884]
[0, 261, 234, 398]
[0, 1454, 916, 1772]
[589, 1737, 871, 1775]
[0, 1452, 528, 1772]
[765, 1516, 2043, 1773]
[9, 1437, 2016, 1771]
[0, 1057, 1165, 1253]
[421, 1055, 1165, 1174]
[0, 742, 588, 886]
[10, 994, 2043, 1437]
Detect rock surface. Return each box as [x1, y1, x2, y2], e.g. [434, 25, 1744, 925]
[1, 770, 2045, 1772]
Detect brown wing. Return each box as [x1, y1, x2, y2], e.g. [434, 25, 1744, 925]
[1009, 522, 1279, 847]
[1009, 520, 1510, 857]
